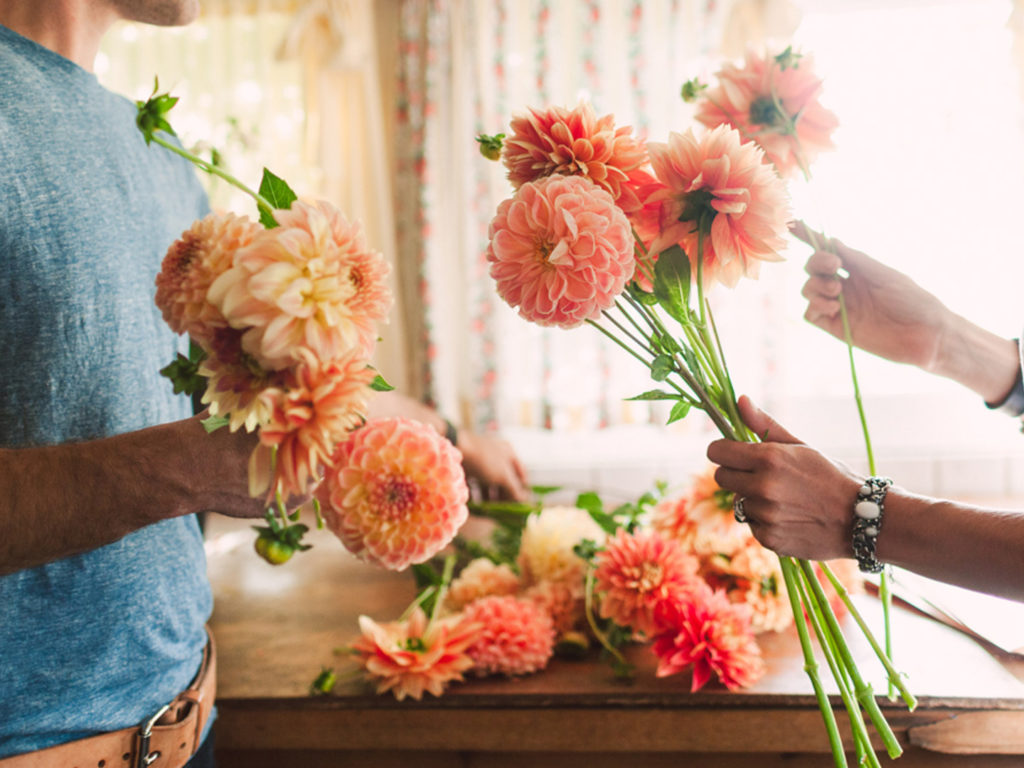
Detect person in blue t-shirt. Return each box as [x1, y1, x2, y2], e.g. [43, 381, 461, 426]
[0, 0, 528, 765]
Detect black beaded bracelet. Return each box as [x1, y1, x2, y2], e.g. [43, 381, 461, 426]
[851, 476, 893, 574]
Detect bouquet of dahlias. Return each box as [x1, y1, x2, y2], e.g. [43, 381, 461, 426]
[474, 49, 914, 766]
[136, 85, 469, 571]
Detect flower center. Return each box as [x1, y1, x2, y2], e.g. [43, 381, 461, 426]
[369, 475, 417, 520]
[630, 561, 664, 592]
[749, 96, 791, 132]
[678, 187, 717, 236]
[534, 239, 555, 267]
[399, 637, 427, 652]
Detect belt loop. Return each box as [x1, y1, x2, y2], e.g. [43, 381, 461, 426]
[136, 703, 171, 768]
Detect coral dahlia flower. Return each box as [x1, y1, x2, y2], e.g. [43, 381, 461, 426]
[503, 103, 649, 211]
[486, 174, 634, 329]
[695, 49, 839, 179]
[636, 125, 790, 289]
[704, 540, 792, 635]
[651, 470, 749, 560]
[523, 580, 585, 636]
[252, 348, 374, 499]
[350, 606, 483, 701]
[155, 211, 261, 344]
[652, 582, 765, 691]
[594, 528, 701, 636]
[462, 595, 556, 676]
[208, 200, 391, 370]
[517, 505, 605, 597]
[444, 558, 521, 613]
[318, 417, 469, 570]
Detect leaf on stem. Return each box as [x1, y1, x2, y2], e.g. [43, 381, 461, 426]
[666, 400, 691, 424]
[370, 373, 395, 392]
[650, 354, 674, 381]
[257, 168, 298, 228]
[625, 389, 678, 401]
[200, 414, 230, 433]
[652, 245, 692, 324]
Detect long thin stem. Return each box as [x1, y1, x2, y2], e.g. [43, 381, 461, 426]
[791, 561, 880, 768]
[584, 567, 629, 669]
[796, 561, 903, 759]
[779, 558, 848, 767]
[150, 133, 276, 217]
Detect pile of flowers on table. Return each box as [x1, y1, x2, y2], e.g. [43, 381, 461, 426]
[319, 468, 863, 701]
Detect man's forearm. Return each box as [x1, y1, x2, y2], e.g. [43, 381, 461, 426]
[0, 415, 259, 574]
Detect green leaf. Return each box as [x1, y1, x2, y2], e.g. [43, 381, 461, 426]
[627, 281, 659, 305]
[575, 491, 603, 515]
[201, 414, 230, 433]
[530, 484, 561, 498]
[625, 389, 677, 401]
[257, 168, 298, 228]
[652, 245, 692, 324]
[370, 374, 394, 392]
[650, 354, 674, 382]
[135, 78, 179, 145]
[666, 400, 692, 424]
[572, 538, 601, 562]
[412, 562, 443, 589]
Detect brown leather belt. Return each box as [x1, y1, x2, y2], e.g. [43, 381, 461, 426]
[0, 631, 216, 768]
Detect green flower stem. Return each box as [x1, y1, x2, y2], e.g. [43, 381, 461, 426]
[819, 563, 917, 711]
[779, 558, 848, 768]
[702, 303, 746, 437]
[796, 561, 903, 759]
[696, 229, 707, 327]
[584, 567, 629, 669]
[150, 133, 276, 219]
[430, 554, 457, 625]
[799, 215, 895, 700]
[791, 561, 880, 768]
[399, 586, 436, 622]
[313, 498, 325, 530]
[603, 309, 661, 360]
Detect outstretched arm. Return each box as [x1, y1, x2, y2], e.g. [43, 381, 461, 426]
[0, 414, 269, 575]
[707, 396, 1024, 602]
[794, 221, 1020, 404]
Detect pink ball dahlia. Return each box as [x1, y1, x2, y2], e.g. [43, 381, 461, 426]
[318, 417, 469, 571]
[462, 595, 556, 677]
[634, 125, 790, 289]
[695, 49, 839, 180]
[503, 103, 649, 212]
[252, 348, 374, 499]
[350, 606, 483, 701]
[444, 558, 521, 613]
[486, 174, 634, 329]
[652, 582, 765, 691]
[208, 200, 392, 371]
[594, 528, 701, 637]
[155, 211, 262, 344]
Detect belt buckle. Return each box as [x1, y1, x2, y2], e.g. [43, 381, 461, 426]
[136, 703, 171, 768]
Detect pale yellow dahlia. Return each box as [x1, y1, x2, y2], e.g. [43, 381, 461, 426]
[517, 505, 605, 597]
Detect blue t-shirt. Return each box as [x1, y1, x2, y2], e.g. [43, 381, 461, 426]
[0, 25, 213, 757]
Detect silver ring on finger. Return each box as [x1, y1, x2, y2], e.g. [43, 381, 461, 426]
[733, 494, 749, 524]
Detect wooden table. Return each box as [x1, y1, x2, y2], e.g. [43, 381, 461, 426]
[205, 517, 1024, 767]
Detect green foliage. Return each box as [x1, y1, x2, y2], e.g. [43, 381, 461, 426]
[159, 343, 207, 396]
[257, 168, 298, 228]
[200, 415, 230, 434]
[650, 354, 674, 382]
[666, 400, 691, 425]
[135, 78, 178, 145]
[309, 667, 337, 695]
[625, 390, 678, 401]
[370, 373, 395, 392]
[475, 133, 506, 161]
[652, 245, 692, 324]
[680, 77, 708, 103]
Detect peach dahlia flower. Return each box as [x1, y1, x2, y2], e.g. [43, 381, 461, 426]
[594, 528, 701, 637]
[635, 125, 790, 289]
[318, 417, 469, 571]
[155, 211, 262, 344]
[695, 49, 839, 179]
[486, 174, 634, 329]
[251, 348, 374, 499]
[462, 595, 556, 677]
[503, 103, 649, 212]
[350, 607, 482, 701]
[208, 200, 391, 371]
